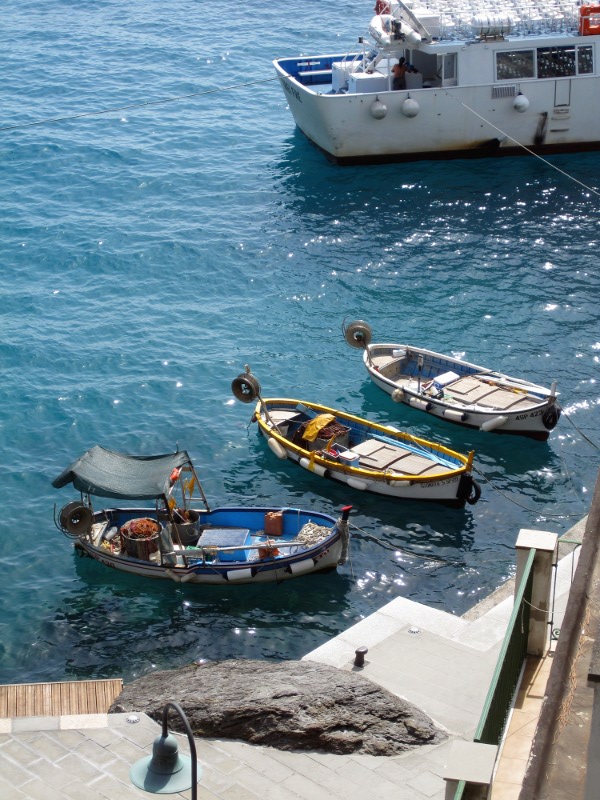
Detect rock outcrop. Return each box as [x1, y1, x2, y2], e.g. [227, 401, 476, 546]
[110, 659, 446, 755]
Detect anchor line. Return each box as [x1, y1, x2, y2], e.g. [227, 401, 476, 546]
[561, 410, 600, 450]
[472, 465, 585, 518]
[0, 76, 281, 134]
[444, 90, 600, 200]
[349, 522, 460, 567]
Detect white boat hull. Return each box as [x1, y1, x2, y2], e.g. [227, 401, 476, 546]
[75, 533, 344, 585]
[363, 343, 560, 440]
[284, 443, 468, 502]
[274, 0, 600, 163]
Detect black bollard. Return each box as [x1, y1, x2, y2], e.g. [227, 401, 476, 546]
[354, 646, 368, 668]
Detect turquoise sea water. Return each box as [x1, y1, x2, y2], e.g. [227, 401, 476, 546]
[1, 0, 598, 684]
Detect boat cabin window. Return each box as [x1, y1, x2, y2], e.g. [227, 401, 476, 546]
[496, 45, 594, 81]
[440, 53, 457, 86]
[496, 50, 535, 80]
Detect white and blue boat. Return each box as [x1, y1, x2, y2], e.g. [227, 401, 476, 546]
[344, 320, 561, 440]
[53, 446, 351, 585]
[274, 0, 600, 163]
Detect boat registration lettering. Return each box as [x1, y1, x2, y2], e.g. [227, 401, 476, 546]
[422, 478, 454, 488]
[516, 410, 542, 420]
[283, 80, 302, 103]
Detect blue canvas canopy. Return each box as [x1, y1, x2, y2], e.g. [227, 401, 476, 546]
[52, 445, 192, 500]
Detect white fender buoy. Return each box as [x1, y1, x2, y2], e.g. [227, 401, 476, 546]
[299, 457, 327, 477]
[371, 98, 387, 119]
[514, 93, 529, 112]
[165, 569, 182, 583]
[227, 568, 254, 582]
[268, 437, 288, 459]
[443, 408, 468, 422]
[401, 98, 420, 118]
[288, 558, 316, 576]
[392, 388, 405, 403]
[409, 396, 432, 411]
[347, 477, 368, 491]
[480, 415, 508, 432]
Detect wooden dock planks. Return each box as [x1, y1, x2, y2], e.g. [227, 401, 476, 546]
[0, 678, 123, 718]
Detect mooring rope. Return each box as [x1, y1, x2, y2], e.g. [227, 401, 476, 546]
[0, 76, 280, 134]
[444, 90, 600, 200]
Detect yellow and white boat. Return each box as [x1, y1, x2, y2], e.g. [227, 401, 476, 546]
[232, 368, 480, 508]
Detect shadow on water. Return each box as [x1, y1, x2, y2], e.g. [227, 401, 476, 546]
[31, 550, 356, 683]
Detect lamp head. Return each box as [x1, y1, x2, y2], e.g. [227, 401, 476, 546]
[130, 732, 196, 794]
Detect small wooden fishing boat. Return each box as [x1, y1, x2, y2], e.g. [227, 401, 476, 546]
[53, 446, 351, 585]
[232, 367, 480, 508]
[344, 321, 561, 441]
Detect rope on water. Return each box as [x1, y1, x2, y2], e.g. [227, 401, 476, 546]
[349, 522, 460, 567]
[561, 410, 600, 450]
[444, 90, 600, 200]
[0, 76, 281, 134]
[472, 465, 585, 519]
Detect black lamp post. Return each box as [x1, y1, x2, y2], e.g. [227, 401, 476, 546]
[130, 702, 201, 797]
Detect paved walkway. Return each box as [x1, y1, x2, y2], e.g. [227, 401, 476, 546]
[0, 525, 583, 800]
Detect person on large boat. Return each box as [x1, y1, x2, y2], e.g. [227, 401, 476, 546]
[392, 58, 407, 90]
[374, 0, 391, 12]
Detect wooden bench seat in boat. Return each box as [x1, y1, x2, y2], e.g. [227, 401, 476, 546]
[446, 377, 534, 410]
[351, 438, 447, 476]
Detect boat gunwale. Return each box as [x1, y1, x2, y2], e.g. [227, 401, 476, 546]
[255, 397, 471, 481]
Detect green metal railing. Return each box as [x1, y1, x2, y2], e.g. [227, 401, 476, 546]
[452, 548, 536, 800]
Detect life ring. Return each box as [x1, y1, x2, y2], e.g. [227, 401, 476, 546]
[59, 502, 93, 535]
[579, 5, 600, 35]
[542, 403, 561, 430]
[466, 478, 481, 506]
[169, 468, 181, 484]
[375, 0, 391, 13]
[231, 372, 261, 403]
[344, 320, 373, 349]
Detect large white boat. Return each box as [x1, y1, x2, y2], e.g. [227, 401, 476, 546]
[273, 0, 600, 163]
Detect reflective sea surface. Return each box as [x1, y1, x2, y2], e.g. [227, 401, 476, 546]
[1, 0, 598, 684]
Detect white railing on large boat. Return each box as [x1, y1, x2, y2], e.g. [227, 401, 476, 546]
[392, 0, 581, 41]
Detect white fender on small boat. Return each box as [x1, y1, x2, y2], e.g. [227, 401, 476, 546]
[165, 569, 181, 583]
[347, 477, 368, 491]
[227, 568, 254, 582]
[443, 408, 467, 422]
[409, 396, 431, 411]
[401, 98, 420, 118]
[392, 388, 405, 403]
[299, 457, 327, 477]
[513, 93, 530, 112]
[288, 558, 316, 576]
[370, 98, 387, 119]
[268, 436, 288, 459]
[480, 415, 508, 432]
